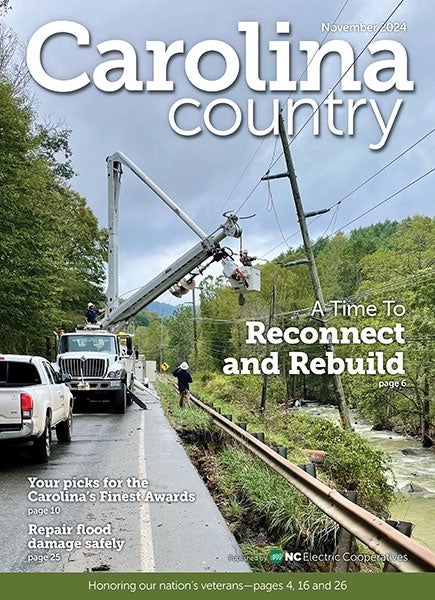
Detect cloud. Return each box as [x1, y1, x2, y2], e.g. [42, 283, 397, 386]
[6, 0, 434, 308]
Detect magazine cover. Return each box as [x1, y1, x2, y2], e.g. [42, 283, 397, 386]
[1, 0, 434, 597]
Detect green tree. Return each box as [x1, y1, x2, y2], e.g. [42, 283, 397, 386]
[0, 21, 31, 96]
[341, 216, 435, 444]
[134, 319, 166, 365]
[197, 276, 243, 370]
[165, 304, 194, 368]
[0, 74, 107, 351]
[132, 308, 159, 327]
[316, 221, 398, 300]
[0, 1, 10, 15]
[35, 123, 75, 182]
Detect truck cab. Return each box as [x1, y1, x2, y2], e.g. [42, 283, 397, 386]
[54, 328, 134, 414]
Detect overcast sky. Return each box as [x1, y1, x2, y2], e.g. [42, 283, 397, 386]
[5, 0, 434, 306]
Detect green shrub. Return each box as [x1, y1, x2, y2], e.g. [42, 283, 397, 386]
[157, 376, 393, 522]
[282, 414, 393, 514]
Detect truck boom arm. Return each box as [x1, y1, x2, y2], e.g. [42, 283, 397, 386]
[101, 152, 242, 332]
[101, 216, 241, 332]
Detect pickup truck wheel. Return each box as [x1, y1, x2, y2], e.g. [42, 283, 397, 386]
[113, 384, 127, 414]
[56, 407, 73, 443]
[32, 415, 52, 463]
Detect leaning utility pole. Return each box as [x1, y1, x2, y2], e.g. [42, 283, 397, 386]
[260, 273, 277, 414]
[263, 111, 352, 431]
[192, 287, 198, 371]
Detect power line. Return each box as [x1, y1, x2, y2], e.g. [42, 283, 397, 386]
[318, 202, 341, 241]
[334, 269, 435, 303]
[330, 129, 435, 209]
[234, 0, 413, 255]
[259, 133, 435, 260]
[328, 167, 435, 235]
[225, 0, 352, 218]
[266, 178, 290, 249]
[207, 137, 268, 229]
[281, 0, 351, 108]
[265, 0, 407, 174]
[195, 268, 435, 324]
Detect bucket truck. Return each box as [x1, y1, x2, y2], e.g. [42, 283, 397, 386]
[53, 152, 260, 414]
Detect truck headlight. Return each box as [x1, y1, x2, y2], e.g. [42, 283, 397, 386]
[108, 370, 122, 379]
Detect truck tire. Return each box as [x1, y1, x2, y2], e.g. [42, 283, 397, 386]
[32, 415, 52, 463]
[56, 407, 73, 443]
[127, 375, 134, 406]
[113, 383, 127, 414]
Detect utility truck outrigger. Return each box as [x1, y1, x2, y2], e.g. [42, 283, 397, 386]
[54, 152, 260, 413]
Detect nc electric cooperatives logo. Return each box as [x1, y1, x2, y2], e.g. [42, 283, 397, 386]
[268, 548, 409, 564]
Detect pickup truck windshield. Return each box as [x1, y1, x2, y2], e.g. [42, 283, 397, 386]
[59, 336, 117, 354]
[0, 362, 42, 387]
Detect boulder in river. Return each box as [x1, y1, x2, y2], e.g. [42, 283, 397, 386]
[399, 482, 428, 493]
[422, 434, 433, 448]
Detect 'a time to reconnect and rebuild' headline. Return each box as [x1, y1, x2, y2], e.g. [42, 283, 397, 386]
[222, 300, 407, 377]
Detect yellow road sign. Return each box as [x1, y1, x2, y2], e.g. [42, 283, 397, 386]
[160, 362, 169, 371]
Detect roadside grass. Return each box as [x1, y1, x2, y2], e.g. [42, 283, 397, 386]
[217, 446, 337, 551]
[156, 377, 389, 572]
[158, 373, 393, 515]
[156, 379, 339, 572]
[157, 379, 212, 430]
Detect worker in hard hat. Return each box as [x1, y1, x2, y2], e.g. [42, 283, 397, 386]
[172, 362, 192, 407]
[84, 302, 106, 325]
[240, 249, 256, 266]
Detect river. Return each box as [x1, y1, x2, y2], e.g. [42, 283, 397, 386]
[300, 404, 435, 553]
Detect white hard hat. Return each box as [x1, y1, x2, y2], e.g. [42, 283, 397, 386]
[179, 362, 189, 370]
[88, 302, 94, 308]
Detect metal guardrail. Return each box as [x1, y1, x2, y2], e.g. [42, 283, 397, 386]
[184, 391, 435, 573]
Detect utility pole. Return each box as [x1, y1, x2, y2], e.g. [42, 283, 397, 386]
[263, 111, 352, 430]
[159, 308, 164, 371]
[260, 273, 277, 414]
[192, 287, 198, 371]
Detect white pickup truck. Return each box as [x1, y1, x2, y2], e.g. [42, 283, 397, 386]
[0, 354, 74, 463]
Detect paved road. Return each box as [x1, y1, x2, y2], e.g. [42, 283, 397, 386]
[0, 389, 250, 573]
